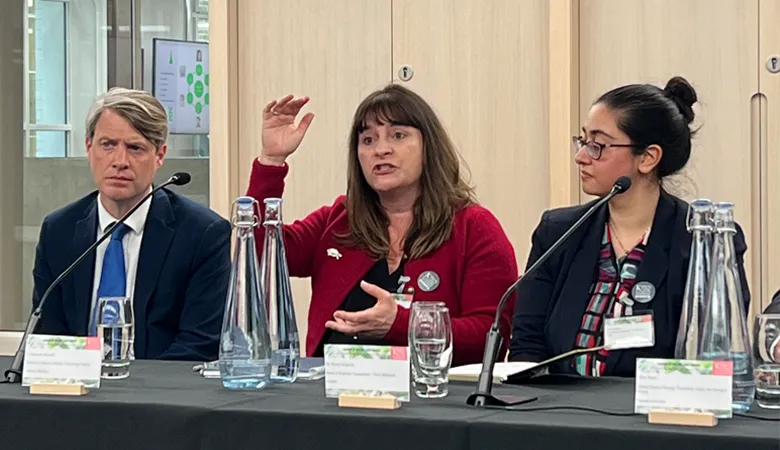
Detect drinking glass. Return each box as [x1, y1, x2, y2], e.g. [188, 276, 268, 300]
[408, 302, 453, 399]
[97, 297, 134, 380]
[754, 313, 780, 409]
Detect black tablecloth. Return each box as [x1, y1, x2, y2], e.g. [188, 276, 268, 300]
[0, 357, 777, 450]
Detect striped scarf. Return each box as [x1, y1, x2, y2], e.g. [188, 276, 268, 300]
[572, 223, 650, 377]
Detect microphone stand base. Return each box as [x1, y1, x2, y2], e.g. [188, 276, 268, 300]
[466, 391, 537, 408]
[3, 370, 22, 384]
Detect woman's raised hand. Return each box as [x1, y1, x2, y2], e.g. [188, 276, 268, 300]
[259, 95, 315, 165]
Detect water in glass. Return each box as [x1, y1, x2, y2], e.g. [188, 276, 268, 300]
[409, 302, 453, 399]
[259, 198, 300, 383]
[754, 313, 780, 409]
[697, 203, 755, 411]
[97, 297, 133, 379]
[219, 197, 273, 390]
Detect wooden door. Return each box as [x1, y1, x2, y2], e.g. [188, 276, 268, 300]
[392, 0, 551, 267]
[760, 0, 780, 311]
[580, 0, 761, 312]
[235, 0, 392, 351]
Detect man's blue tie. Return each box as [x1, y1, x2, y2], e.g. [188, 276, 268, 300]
[90, 223, 131, 336]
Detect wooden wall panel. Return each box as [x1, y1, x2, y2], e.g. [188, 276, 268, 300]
[393, 0, 550, 267]
[580, 0, 761, 312]
[759, 0, 780, 310]
[235, 0, 392, 352]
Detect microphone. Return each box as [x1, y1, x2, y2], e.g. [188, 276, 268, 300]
[466, 176, 632, 407]
[170, 172, 191, 186]
[3, 172, 191, 384]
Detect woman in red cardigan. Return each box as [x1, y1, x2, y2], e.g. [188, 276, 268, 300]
[247, 84, 517, 366]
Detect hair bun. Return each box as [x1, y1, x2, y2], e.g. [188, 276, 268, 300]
[663, 76, 697, 124]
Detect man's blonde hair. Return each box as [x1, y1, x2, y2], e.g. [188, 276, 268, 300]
[85, 87, 168, 149]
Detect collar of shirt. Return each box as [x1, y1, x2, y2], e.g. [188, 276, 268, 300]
[96, 186, 153, 236]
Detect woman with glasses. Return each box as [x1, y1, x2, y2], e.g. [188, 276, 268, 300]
[509, 76, 751, 377]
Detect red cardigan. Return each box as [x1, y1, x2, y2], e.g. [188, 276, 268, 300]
[246, 159, 518, 365]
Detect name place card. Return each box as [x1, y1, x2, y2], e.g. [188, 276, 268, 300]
[22, 335, 103, 388]
[635, 358, 733, 418]
[324, 344, 410, 402]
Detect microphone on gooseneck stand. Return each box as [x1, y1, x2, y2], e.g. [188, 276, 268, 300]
[2, 172, 192, 384]
[466, 176, 632, 408]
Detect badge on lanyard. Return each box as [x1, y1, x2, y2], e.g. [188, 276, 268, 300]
[604, 312, 656, 350]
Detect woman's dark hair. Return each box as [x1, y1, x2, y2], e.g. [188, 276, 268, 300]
[338, 83, 476, 260]
[595, 76, 698, 179]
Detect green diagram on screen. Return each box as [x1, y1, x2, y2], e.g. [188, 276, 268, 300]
[179, 61, 208, 129]
[156, 42, 209, 133]
[186, 64, 210, 124]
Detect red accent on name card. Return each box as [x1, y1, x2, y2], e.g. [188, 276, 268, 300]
[85, 337, 102, 351]
[712, 360, 734, 376]
[391, 347, 408, 361]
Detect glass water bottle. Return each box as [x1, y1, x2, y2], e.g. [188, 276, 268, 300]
[259, 198, 300, 383]
[697, 202, 755, 411]
[675, 199, 713, 359]
[219, 197, 272, 390]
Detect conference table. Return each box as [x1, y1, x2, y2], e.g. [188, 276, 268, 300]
[0, 356, 777, 450]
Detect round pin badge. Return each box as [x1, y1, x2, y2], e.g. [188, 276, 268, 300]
[417, 271, 440, 292]
[631, 281, 656, 304]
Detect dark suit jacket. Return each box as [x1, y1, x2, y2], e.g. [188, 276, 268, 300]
[32, 188, 231, 362]
[509, 190, 751, 377]
[765, 290, 780, 314]
[758, 290, 780, 362]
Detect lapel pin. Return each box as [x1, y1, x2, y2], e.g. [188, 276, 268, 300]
[397, 276, 411, 294]
[632, 281, 656, 304]
[326, 248, 342, 260]
[417, 271, 440, 292]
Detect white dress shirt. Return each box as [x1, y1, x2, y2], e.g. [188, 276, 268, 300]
[90, 188, 152, 356]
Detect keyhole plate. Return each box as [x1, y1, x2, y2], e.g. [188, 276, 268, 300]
[398, 65, 414, 81]
[767, 56, 780, 74]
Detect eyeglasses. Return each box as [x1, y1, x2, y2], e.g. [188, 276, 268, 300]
[571, 136, 642, 160]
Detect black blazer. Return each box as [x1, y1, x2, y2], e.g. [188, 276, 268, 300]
[757, 290, 780, 362]
[33, 188, 231, 361]
[509, 190, 751, 377]
[765, 290, 780, 314]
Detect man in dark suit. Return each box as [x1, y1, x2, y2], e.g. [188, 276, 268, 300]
[32, 87, 231, 362]
[766, 290, 780, 314]
[762, 290, 780, 363]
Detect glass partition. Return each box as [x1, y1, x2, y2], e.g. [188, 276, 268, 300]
[0, 0, 211, 331]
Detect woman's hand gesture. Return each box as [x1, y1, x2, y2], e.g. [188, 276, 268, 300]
[259, 95, 315, 165]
